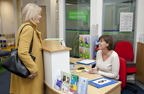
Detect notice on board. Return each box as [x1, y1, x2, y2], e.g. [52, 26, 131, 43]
[119, 12, 133, 32]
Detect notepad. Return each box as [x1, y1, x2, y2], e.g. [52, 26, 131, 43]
[76, 59, 96, 65]
[89, 77, 118, 88]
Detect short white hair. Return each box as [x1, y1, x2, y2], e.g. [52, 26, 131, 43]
[22, 3, 42, 23]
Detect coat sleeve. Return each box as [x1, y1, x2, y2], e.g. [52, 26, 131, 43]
[18, 25, 38, 74]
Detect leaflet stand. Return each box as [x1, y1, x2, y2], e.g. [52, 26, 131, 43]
[42, 40, 71, 88]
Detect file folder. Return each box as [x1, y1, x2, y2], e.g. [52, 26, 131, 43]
[89, 77, 118, 88]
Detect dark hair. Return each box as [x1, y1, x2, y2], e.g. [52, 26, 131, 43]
[98, 35, 113, 50]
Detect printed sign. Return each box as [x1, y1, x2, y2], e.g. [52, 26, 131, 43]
[68, 11, 89, 23]
[119, 12, 133, 32]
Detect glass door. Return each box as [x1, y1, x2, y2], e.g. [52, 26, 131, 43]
[65, 0, 90, 57]
[103, 0, 136, 46]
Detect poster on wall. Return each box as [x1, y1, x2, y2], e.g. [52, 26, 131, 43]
[119, 12, 133, 32]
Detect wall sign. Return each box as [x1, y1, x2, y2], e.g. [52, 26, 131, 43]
[68, 11, 89, 23]
[119, 12, 133, 32]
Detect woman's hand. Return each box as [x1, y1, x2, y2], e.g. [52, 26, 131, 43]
[28, 73, 37, 79]
[88, 68, 97, 74]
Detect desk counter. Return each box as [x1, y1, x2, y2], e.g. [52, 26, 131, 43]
[70, 57, 121, 94]
[45, 58, 121, 94]
[42, 40, 71, 53]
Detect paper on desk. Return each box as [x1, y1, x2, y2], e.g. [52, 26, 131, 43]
[77, 59, 96, 65]
[93, 78, 111, 85]
[75, 70, 83, 72]
[89, 77, 118, 88]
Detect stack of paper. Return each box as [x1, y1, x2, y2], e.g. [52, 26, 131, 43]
[76, 59, 96, 65]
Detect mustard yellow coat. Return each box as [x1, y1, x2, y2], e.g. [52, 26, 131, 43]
[10, 22, 44, 94]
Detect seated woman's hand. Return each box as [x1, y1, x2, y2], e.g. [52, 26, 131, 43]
[88, 68, 97, 74]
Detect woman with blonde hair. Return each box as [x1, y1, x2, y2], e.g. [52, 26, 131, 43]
[10, 3, 44, 94]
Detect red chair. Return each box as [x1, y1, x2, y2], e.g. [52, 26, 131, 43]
[119, 57, 126, 89]
[115, 41, 137, 93]
[114, 41, 136, 73]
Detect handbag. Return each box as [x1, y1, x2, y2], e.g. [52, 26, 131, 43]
[1, 24, 35, 78]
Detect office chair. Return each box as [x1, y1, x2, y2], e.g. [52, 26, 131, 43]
[119, 57, 126, 89]
[115, 41, 137, 93]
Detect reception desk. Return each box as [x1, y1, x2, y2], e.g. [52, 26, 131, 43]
[42, 40, 71, 88]
[44, 56, 121, 94]
[70, 57, 121, 94]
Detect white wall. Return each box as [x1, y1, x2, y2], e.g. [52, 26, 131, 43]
[90, 0, 103, 36]
[59, 0, 66, 40]
[1, 0, 15, 34]
[0, 17, 2, 34]
[134, 0, 144, 61]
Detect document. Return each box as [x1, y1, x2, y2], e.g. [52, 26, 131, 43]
[69, 74, 79, 94]
[77, 77, 88, 94]
[89, 77, 118, 88]
[61, 72, 71, 93]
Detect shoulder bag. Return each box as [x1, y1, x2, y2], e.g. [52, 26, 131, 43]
[1, 24, 35, 78]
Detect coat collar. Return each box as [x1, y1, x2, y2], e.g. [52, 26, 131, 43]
[24, 22, 37, 29]
[23, 22, 42, 43]
[36, 31, 42, 43]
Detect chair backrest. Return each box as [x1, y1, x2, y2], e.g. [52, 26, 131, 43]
[119, 57, 127, 88]
[114, 41, 134, 61]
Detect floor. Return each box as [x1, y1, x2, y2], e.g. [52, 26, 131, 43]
[128, 79, 144, 90]
[127, 74, 144, 90]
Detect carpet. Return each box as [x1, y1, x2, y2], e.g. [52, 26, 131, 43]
[0, 65, 6, 73]
[0, 71, 11, 94]
[121, 84, 144, 94]
[0, 57, 7, 73]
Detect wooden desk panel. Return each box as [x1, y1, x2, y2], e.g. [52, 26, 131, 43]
[136, 42, 144, 83]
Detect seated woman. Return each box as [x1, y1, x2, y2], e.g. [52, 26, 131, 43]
[88, 35, 120, 80]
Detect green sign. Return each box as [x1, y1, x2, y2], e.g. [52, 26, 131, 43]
[68, 11, 89, 23]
